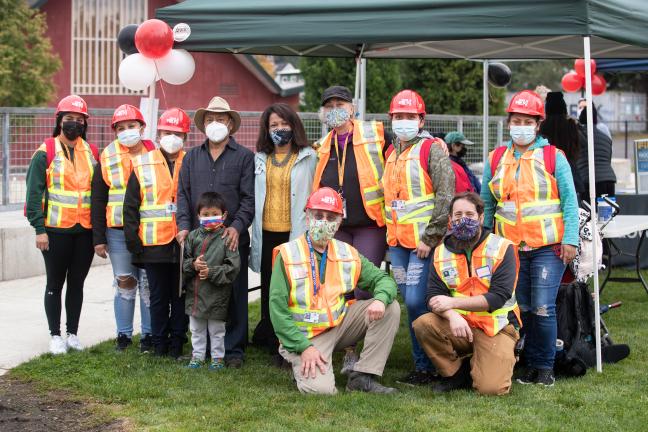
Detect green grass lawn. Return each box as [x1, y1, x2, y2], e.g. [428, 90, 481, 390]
[10, 274, 648, 432]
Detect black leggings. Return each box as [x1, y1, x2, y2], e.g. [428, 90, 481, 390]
[41, 230, 94, 336]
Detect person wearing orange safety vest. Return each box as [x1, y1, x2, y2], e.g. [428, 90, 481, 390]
[382, 89, 455, 386]
[413, 192, 521, 395]
[481, 90, 579, 387]
[91, 104, 156, 352]
[123, 108, 190, 358]
[269, 187, 400, 395]
[25, 95, 98, 355]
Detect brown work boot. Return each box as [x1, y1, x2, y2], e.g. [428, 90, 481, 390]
[346, 371, 398, 394]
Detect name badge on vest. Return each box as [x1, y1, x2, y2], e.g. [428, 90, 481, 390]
[502, 201, 516, 214]
[442, 268, 458, 279]
[166, 203, 177, 215]
[303, 312, 320, 324]
[391, 200, 405, 211]
[292, 268, 308, 280]
[475, 266, 491, 279]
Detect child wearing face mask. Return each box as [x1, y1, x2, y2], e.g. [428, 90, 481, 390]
[183, 192, 241, 370]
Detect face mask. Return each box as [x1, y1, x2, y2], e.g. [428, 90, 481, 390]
[61, 121, 84, 141]
[159, 134, 184, 154]
[308, 218, 338, 243]
[392, 119, 420, 142]
[456, 146, 467, 158]
[200, 216, 225, 231]
[117, 128, 142, 147]
[270, 129, 293, 147]
[205, 121, 229, 143]
[450, 217, 481, 241]
[325, 107, 350, 129]
[510, 125, 536, 146]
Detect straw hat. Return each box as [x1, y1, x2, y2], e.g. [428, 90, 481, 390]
[193, 96, 241, 134]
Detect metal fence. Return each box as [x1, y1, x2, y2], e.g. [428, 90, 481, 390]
[0, 107, 509, 206]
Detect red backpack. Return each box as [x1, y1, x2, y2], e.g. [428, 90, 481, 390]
[490, 144, 556, 177]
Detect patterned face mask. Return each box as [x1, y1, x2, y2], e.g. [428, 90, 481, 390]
[308, 218, 338, 243]
[270, 129, 293, 146]
[325, 107, 351, 129]
[200, 216, 225, 231]
[450, 217, 481, 241]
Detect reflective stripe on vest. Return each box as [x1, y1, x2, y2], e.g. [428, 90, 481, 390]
[433, 233, 520, 337]
[276, 236, 361, 339]
[383, 140, 436, 249]
[488, 146, 564, 247]
[44, 138, 96, 229]
[101, 140, 133, 227]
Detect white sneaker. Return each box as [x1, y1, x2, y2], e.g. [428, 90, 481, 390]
[66, 333, 83, 351]
[49, 335, 67, 355]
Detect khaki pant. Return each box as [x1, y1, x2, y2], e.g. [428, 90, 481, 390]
[279, 300, 401, 395]
[413, 312, 519, 395]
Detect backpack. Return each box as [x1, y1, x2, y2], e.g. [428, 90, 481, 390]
[451, 160, 475, 193]
[490, 144, 556, 177]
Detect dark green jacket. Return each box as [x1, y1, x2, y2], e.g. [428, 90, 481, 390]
[182, 227, 240, 320]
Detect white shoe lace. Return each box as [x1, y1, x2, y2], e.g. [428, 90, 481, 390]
[66, 334, 83, 351]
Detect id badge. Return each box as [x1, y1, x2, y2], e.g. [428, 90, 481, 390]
[342, 198, 347, 219]
[304, 312, 319, 324]
[391, 200, 405, 210]
[502, 201, 516, 213]
[166, 202, 177, 215]
[475, 266, 491, 279]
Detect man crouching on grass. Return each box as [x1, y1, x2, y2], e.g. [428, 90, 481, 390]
[269, 187, 400, 395]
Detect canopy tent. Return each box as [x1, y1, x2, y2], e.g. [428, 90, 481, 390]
[157, 0, 648, 372]
[597, 59, 648, 72]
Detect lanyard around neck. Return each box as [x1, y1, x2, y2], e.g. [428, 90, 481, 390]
[305, 234, 328, 296]
[332, 131, 351, 190]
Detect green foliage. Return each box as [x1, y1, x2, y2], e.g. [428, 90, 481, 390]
[0, 0, 61, 106]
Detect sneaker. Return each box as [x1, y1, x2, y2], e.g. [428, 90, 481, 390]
[140, 334, 153, 353]
[66, 333, 83, 351]
[187, 357, 203, 369]
[535, 369, 555, 387]
[432, 360, 472, 393]
[209, 358, 225, 371]
[346, 371, 398, 394]
[116, 333, 132, 351]
[225, 357, 243, 369]
[516, 368, 538, 385]
[49, 335, 67, 355]
[396, 370, 438, 386]
[340, 350, 359, 375]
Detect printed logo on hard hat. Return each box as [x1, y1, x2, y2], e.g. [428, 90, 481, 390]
[72, 101, 84, 108]
[114, 109, 128, 117]
[321, 196, 337, 206]
[514, 98, 529, 107]
[398, 99, 414, 107]
[165, 116, 180, 125]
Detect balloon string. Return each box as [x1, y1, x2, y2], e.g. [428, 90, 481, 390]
[154, 61, 169, 110]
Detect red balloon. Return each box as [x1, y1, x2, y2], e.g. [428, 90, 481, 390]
[135, 19, 173, 59]
[574, 59, 597, 77]
[591, 74, 607, 95]
[561, 71, 584, 93]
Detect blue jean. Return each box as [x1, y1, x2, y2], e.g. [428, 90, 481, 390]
[389, 245, 434, 372]
[106, 228, 151, 337]
[517, 245, 566, 370]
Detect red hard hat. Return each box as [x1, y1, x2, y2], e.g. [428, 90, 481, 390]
[56, 95, 89, 117]
[111, 104, 146, 128]
[158, 108, 191, 133]
[389, 90, 426, 115]
[305, 187, 344, 215]
[506, 90, 545, 119]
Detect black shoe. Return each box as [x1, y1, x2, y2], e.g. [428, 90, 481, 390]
[346, 372, 398, 394]
[116, 333, 132, 351]
[153, 344, 169, 357]
[535, 369, 555, 387]
[169, 345, 184, 360]
[516, 367, 538, 385]
[396, 370, 438, 386]
[225, 357, 244, 369]
[139, 334, 153, 353]
[432, 360, 472, 393]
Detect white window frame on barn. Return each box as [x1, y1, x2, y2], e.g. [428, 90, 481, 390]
[71, 0, 148, 95]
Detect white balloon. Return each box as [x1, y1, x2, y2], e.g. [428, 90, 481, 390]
[156, 49, 195, 85]
[119, 53, 157, 91]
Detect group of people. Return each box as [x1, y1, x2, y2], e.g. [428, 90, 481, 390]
[26, 85, 583, 396]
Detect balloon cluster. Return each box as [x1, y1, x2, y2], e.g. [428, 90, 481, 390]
[117, 20, 195, 91]
[561, 59, 606, 95]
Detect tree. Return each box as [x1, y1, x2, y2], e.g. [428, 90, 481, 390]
[0, 0, 61, 106]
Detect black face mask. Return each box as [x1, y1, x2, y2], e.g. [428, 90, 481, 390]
[456, 146, 467, 158]
[61, 121, 85, 140]
[270, 129, 293, 147]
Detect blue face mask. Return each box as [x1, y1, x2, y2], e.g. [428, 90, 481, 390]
[509, 125, 536, 146]
[450, 217, 481, 241]
[325, 108, 350, 129]
[392, 119, 420, 142]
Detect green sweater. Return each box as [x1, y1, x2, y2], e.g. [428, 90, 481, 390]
[269, 248, 397, 354]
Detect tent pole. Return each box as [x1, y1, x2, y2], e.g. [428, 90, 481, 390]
[482, 60, 489, 164]
[360, 58, 367, 121]
[354, 56, 361, 114]
[584, 36, 603, 373]
[147, 83, 157, 141]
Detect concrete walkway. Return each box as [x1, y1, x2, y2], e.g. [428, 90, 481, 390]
[0, 264, 260, 375]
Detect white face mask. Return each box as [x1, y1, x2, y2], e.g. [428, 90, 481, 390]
[205, 121, 229, 143]
[510, 125, 536, 146]
[159, 134, 184, 154]
[392, 119, 419, 142]
[117, 128, 142, 147]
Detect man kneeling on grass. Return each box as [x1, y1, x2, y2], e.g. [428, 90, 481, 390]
[269, 187, 400, 395]
[413, 192, 521, 395]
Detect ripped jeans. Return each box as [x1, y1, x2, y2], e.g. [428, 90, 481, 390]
[106, 228, 151, 338]
[517, 245, 566, 370]
[389, 245, 434, 372]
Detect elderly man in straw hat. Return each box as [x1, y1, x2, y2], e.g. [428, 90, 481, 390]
[177, 96, 255, 368]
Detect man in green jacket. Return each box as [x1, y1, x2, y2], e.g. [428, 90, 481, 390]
[270, 187, 400, 395]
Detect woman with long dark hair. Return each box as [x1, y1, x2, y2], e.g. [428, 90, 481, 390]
[250, 103, 317, 364]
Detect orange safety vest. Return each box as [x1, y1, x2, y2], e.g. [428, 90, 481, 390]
[383, 140, 436, 249]
[100, 140, 153, 227]
[42, 137, 96, 229]
[434, 233, 521, 337]
[273, 235, 361, 339]
[312, 120, 386, 226]
[488, 146, 564, 247]
[132, 149, 185, 246]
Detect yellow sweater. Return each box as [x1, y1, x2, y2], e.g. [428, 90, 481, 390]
[263, 152, 297, 232]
